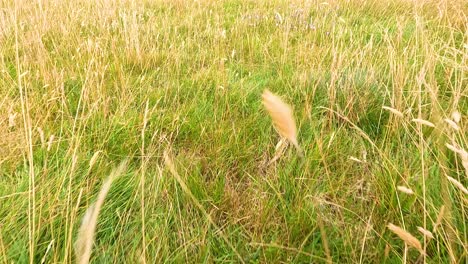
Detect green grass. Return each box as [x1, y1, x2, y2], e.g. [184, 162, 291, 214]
[0, 0, 467, 263]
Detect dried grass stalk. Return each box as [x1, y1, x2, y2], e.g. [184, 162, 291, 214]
[382, 106, 404, 117]
[446, 143, 468, 177]
[75, 160, 127, 264]
[268, 139, 287, 165]
[46, 135, 55, 152]
[349, 156, 364, 163]
[446, 176, 468, 195]
[397, 186, 414, 195]
[417, 226, 434, 239]
[433, 206, 445, 233]
[89, 151, 102, 170]
[412, 118, 435, 127]
[444, 118, 459, 130]
[387, 223, 424, 255]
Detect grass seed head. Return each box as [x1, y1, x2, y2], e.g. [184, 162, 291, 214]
[382, 106, 404, 117]
[444, 118, 460, 130]
[387, 223, 424, 255]
[446, 176, 468, 195]
[412, 118, 435, 127]
[262, 89, 302, 155]
[452, 111, 461, 123]
[417, 226, 434, 239]
[397, 186, 414, 195]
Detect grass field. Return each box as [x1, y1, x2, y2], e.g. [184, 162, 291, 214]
[0, 0, 467, 263]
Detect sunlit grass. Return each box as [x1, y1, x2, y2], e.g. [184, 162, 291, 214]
[0, 0, 466, 262]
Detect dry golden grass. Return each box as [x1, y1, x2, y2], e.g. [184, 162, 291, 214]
[387, 223, 424, 255]
[411, 118, 436, 128]
[446, 176, 468, 195]
[417, 227, 434, 240]
[262, 89, 302, 156]
[382, 106, 404, 118]
[0, 0, 466, 262]
[397, 186, 414, 195]
[75, 161, 127, 264]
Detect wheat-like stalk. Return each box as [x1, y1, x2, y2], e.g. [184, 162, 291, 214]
[382, 106, 404, 117]
[75, 160, 127, 264]
[397, 186, 414, 195]
[268, 139, 287, 165]
[433, 205, 445, 233]
[387, 223, 424, 255]
[46, 134, 55, 152]
[262, 89, 302, 156]
[349, 156, 364, 163]
[444, 118, 460, 131]
[446, 143, 468, 177]
[89, 151, 102, 170]
[446, 176, 468, 195]
[412, 118, 435, 127]
[417, 226, 434, 239]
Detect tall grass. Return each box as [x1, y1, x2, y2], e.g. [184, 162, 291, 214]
[0, 0, 466, 262]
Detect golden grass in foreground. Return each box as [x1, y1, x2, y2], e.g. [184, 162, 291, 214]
[75, 161, 127, 264]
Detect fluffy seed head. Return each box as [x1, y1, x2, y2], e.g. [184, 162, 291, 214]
[452, 111, 461, 123]
[433, 206, 445, 232]
[37, 127, 45, 148]
[387, 223, 424, 254]
[417, 227, 434, 239]
[262, 90, 302, 154]
[397, 186, 414, 195]
[445, 143, 468, 176]
[412, 118, 435, 127]
[446, 143, 460, 154]
[444, 118, 460, 130]
[446, 176, 468, 195]
[382, 106, 404, 117]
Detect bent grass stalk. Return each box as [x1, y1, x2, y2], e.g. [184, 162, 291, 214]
[75, 161, 127, 264]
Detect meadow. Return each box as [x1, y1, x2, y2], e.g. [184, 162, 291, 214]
[0, 0, 467, 263]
